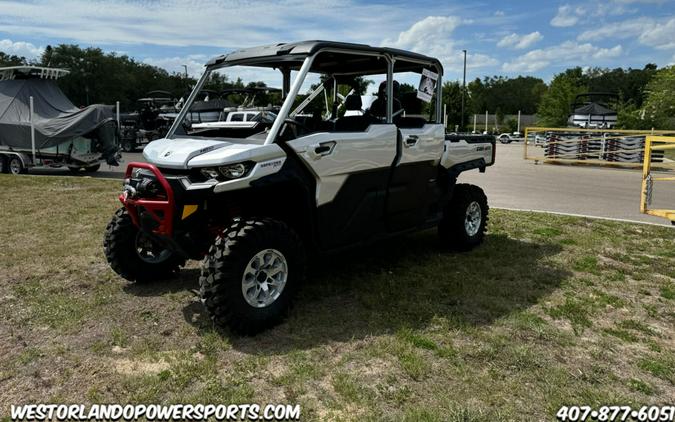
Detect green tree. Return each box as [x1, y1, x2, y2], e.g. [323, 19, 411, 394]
[440, 80, 462, 129]
[537, 67, 587, 127]
[38, 44, 195, 109]
[468, 75, 546, 115]
[585, 64, 657, 108]
[642, 65, 675, 129]
[0, 52, 29, 66]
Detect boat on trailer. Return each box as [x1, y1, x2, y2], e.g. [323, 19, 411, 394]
[0, 66, 120, 174]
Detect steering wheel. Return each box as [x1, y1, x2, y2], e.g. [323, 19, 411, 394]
[280, 117, 311, 139]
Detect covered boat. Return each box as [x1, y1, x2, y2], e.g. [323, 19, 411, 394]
[0, 66, 119, 174]
[567, 93, 618, 129]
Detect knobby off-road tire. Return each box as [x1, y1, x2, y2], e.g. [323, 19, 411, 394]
[199, 218, 306, 335]
[439, 184, 489, 251]
[104, 207, 184, 282]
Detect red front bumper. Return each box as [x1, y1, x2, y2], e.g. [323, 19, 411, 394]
[119, 162, 175, 236]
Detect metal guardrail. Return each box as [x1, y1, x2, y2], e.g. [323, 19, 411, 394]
[641, 136, 675, 224]
[523, 127, 675, 169]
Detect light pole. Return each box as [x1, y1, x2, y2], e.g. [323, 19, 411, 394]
[461, 49, 467, 132]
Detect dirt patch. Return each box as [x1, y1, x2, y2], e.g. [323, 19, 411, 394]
[113, 358, 171, 376]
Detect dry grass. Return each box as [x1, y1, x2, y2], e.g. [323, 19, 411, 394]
[0, 174, 673, 421]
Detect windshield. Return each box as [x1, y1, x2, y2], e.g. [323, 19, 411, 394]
[169, 65, 288, 141]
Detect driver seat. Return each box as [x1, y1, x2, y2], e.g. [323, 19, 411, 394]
[334, 95, 372, 132]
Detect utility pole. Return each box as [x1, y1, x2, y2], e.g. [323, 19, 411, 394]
[461, 49, 467, 132]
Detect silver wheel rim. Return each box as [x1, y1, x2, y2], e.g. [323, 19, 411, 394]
[242, 249, 288, 308]
[9, 159, 21, 174]
[135, 232, 172, 264]
[465, 201, 482, 237]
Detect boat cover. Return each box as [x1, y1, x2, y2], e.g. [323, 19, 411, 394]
[572, 102, 616, 116]
[0, 78, 118, 162]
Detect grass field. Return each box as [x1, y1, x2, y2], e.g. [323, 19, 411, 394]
[0, 175, 673, 421]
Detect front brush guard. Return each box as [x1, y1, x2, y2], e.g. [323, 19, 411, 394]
[120, 162, 175, 236]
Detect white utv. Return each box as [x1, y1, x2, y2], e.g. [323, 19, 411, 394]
[103, 41, 495, 334]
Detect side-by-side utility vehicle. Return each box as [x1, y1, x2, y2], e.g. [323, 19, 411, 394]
[103, 41, 495, 334]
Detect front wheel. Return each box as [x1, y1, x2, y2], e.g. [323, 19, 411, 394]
[199, 218, 306, 335]
[499, 136, 511, 144]
[103, 207, 184, 282]
[439, 184, 489, 251]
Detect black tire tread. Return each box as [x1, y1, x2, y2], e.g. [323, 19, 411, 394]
[199, 217, 305, 335]
[103, 207, 184, 282]
[439, 183, 489, 251]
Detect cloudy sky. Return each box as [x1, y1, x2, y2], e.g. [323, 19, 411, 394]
[0, 0, 673, 83]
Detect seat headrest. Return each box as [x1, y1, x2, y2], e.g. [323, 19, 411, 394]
[400, 92, 423, 114]
[344, 94, 362, 111]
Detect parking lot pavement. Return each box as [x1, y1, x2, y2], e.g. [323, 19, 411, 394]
[460, 143, 675, 226]
[26, 151, 145, 179]
[23, 143, 674, 226]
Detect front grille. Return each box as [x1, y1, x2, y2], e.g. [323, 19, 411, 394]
[158, 167, 209, 184]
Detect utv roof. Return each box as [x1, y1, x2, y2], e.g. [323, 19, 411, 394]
[206, 40, 443, 75]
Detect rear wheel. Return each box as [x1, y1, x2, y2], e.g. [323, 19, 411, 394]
[104, 207, 184, 282]
[84, 163, 101, 173]
[8, 156, 26, 175]
[199, 218, 306, 335]
[439, 184, 488, 251]
[499, 135, 511, 144]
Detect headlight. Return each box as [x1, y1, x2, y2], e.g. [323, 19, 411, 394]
[200, 168, 220, 180]
[200, 162, 253, 181]
[219, 163, 249, 179]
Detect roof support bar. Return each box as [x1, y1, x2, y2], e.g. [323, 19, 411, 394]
[265, 56, 314, 145]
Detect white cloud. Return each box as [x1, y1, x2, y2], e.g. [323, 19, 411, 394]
[383, 16, 498, 73]
[550, 5, 580, 27]
[0, 0, 414, 49]
[502, 41, 623, 72]
[497, 32, 543, 50]
[577, 17, 652, 41]
[385, 16, 462, 54]
[639, 17, 675, 49]
[0, 39, 43, 58]
[613, 0, 665, 3]
[579, 16, 675, 50]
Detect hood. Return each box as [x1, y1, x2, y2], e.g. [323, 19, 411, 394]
[143, 137, 285, 169]
[143, 137, 230, 169]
